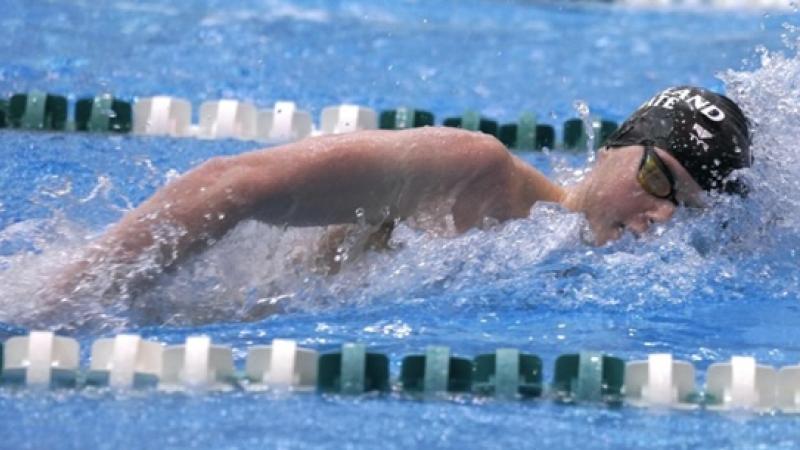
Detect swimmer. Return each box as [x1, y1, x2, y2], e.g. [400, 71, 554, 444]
[52, 86, 751, 297]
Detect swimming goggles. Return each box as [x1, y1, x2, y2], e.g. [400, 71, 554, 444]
[637, 144, 678, 205]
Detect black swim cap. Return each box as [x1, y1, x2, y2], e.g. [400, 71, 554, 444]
[603, 86, 752, 194]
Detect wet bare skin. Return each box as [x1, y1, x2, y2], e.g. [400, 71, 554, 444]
[52, 128, 557, 295]
[50, 127, 700, 300]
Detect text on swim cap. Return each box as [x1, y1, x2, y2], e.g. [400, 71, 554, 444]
[645, 88, 726, 122]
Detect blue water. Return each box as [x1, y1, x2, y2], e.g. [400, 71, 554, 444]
[3, 0, 800, 449]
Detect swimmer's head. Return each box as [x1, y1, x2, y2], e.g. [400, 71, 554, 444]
[603, 86, 752, 194]
[563, 86, 753, 244]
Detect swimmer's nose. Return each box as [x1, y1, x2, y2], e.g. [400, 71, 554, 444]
[624, 217, 650, 236]
[646, 201, 675, 224]
[625, 202, 675, 237]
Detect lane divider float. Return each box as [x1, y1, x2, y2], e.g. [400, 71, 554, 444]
[400, 346, 472, 395]
[245, 338, 318, 391]
[133, 96, 192, 137]
[552, 352, 624, 404]
[473, 348, 543, 399]
[197, 99, 258, 141]
[2, 331, 79, 388]
[317, 343, 390, 394]
[159, 336, 236, 392]
[257, 101, 313, 142]
[87, 334, 163, 389]
[6, 331, 796, 414]
[624, 353, 700, 409]
[705, 356, 777, 412]
[0, 90, 617, 151]
[778, 363, 800, 412]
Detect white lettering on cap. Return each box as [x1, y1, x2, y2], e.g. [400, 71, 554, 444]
[647, 94, 672, 108]
[693, 123, 714, 140]
[690, 123, 713, 152]
[670, 89, 692, 100]
[646, 89, 726, 122]
[700, 105, 725, 122]
[686, 95, 710, 111]
[663, 96, 680, 110]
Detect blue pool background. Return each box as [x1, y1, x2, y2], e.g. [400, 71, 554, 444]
[3, 0, 800, 448]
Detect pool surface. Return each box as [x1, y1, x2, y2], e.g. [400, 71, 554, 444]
[3, 0, 800, 448]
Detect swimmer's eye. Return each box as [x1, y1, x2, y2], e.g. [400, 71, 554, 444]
[637, 145, 678, 205]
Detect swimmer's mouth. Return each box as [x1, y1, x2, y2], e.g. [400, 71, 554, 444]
[616, 224, 633, 239]
[618, 218, 662, 240]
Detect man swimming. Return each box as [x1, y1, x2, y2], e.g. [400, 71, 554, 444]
[52, 86, 751, 297]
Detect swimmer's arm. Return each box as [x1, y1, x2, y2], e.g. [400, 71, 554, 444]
[77, 127, 557, 270]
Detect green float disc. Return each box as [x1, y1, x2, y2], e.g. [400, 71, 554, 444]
[535, 124, 555, 150]
[363, 353, 390, 392]
[596, 119, 618, 149]
[23, 91, 47, 129]
[47, 94, 68, 130]
[517, 353, 543, 397]
[498, 124, 517, 147]
[317, 345, 389, 394]
[76, 95, 133, 133]
[448, 357, 473, 393]
[316, 352, 340, 392]
[341, 343, 366, 394]
[514, 113, 537, 150]
[553, 352, 625, 403]
[442, 117, 461, 128]
[553, 353, 580, 401]
[424, 346, 450, 394]
[379, 108, 434, 129]
[8, 94, 25, 128]
[74, 99, 92, 131]
[110, 99, 133, 132]
[600, 354, 625, 404]
[576, 351, 603, 402]
[563, 118, 587, 151]
[443, 111, 498, 136]
[401, 347, 472, 394]
[473, 350, 542, 398]
[499, 113, 537, 150]
[9, 91, 67, 130]
[461, 111, 481, 131]
[89, 95, 113, 132]
[0, 98, 7, 128]
[494, 348, 520, 399]
[400, 355, 426, 392]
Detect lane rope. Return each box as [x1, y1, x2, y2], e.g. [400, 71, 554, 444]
[2, 331, 800, 413]
[0, 90, 616, 151]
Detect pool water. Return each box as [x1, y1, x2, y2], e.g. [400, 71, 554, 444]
[3, 0, 800, 448]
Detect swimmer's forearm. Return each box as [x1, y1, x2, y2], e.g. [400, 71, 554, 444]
[93, 155, 251, 265]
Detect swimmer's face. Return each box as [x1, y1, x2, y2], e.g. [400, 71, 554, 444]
[582, 146, 703, 245]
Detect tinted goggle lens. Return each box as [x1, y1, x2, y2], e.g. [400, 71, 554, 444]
[637, 146, 676, 201]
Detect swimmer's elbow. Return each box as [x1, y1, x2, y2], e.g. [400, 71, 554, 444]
[415, 127, 512, 175]
[458, 131, 513, 178]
